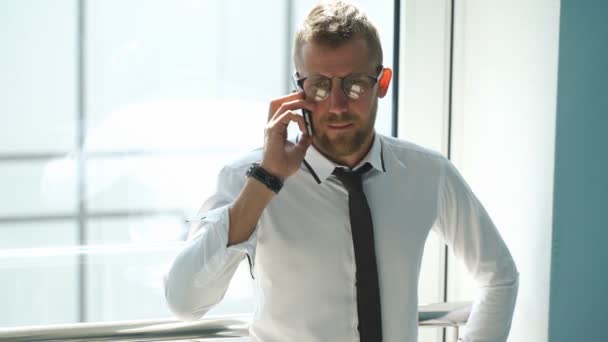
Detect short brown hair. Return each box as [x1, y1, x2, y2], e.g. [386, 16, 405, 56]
[293, 0, 383, 69]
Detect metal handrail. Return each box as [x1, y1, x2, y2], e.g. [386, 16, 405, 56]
[0, 302, 471, 342]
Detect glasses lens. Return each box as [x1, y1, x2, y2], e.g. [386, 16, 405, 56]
[343, 75, 374, 100]
[303, 76, 331, 102]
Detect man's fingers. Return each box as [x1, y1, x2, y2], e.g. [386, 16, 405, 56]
[268, 92, 304, 121]
[289, 110, 309, 134]
[269, 110, 307, 134]
[273, 99, 316, 121]
[294, 133, 312, 154]
[268, 92, 318, 123]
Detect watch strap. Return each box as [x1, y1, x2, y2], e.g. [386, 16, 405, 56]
[246, 163, 283, 194]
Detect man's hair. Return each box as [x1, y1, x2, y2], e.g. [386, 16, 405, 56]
[293, 0, 383, 69]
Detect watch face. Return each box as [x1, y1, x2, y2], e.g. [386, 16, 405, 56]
[246, 163, 260, 176]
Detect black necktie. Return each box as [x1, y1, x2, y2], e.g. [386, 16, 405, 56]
[333, 163, 383, 341]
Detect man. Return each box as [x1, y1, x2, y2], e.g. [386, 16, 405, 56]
[164, 1, 518, 341]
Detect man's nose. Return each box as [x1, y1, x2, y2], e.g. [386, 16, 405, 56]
[328, 80, 348, 115]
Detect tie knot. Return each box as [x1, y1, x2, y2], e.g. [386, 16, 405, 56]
[333, 163, 372, 191]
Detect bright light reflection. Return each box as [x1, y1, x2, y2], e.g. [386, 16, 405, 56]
[0, 242, 185, 259]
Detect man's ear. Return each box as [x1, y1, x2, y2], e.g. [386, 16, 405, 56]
[377, 68, 392, 98]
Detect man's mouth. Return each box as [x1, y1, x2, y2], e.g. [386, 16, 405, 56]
[327, 122, 354, 130]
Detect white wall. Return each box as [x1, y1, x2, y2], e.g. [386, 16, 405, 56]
[399, 0, 452, 154]
[399, 1, 561, 341]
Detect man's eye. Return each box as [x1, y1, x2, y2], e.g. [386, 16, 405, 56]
[345, 78, 372, 99]
[348, 77, 365, 86]
[313, 78, 331, 89]
[313, 88, 328, 101]
[347, 85, 363, 99]
[352, 77, 371, 86]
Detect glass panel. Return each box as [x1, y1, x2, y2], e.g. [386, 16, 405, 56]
[86, 153, 241, 215]
[418, 232, 445, 342]
[86, 215, 187, 245]
[418, 231, 444, 305]
[85, 0, 286, 152]
[0, 221, 78, 249]
[0, 159, 77, 216]
[84, 217, 253, 321]
[84, 216, 181, 321]
[0, 221, 78, 327]
[398, 0, 452, 154]
[0, 0, 76, 153]
[398, 1, 450, 340]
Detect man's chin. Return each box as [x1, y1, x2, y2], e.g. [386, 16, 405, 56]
[315, 135, 360, 157]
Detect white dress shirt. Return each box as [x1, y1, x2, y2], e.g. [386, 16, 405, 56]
[164, 133, 519, 342]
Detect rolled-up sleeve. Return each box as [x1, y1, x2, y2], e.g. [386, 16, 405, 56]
[436, 158, 519, 342]
[164, 164, 257, 320]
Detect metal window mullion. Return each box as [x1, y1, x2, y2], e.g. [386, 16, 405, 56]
[443, 0, 456, 341]
[392, 0, 401, 138]
[76, 0, 87, 324]
[285, 0, 294, 93]
[0, 209, 189, 224]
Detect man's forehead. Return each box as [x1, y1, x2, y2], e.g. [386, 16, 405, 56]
[298, 38, 373, 75]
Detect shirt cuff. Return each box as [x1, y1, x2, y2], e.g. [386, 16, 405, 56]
[192, 205, 257, 283]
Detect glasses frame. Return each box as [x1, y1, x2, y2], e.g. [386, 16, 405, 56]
[293, 65, 384, 102]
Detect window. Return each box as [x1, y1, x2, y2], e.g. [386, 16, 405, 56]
[0, 0, 397, 326]
[1, 2, 449, 342]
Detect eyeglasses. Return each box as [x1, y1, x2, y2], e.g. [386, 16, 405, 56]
[293, 65, 383, 102]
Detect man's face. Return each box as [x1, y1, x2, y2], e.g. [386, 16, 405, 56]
[297, 38, 382, 160]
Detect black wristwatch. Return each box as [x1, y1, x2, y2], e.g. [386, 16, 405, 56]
[246, 162, 283, 194]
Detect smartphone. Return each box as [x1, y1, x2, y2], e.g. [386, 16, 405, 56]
[302, 108, 314, 136]
[293, 74, 314, 136]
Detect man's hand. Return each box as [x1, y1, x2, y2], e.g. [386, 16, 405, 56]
[261, 92, 315, 180]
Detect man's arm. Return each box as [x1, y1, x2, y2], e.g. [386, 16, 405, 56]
[164, 92, 314, 320]
[227, 176, 275, 246]
[228, 90, 316, 246]
[164, 164, 268, 320]
[436, 158, 519, 342]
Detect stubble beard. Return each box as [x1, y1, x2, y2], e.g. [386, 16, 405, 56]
[314, 104, 377, 159]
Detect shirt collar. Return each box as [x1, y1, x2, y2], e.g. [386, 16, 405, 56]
[301, 133, 387, 184]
